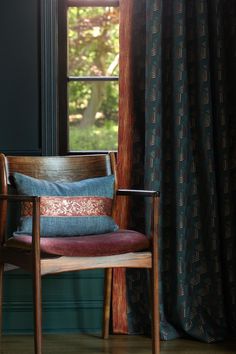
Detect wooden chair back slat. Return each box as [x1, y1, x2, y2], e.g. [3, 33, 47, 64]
[4, 154, 112, 183]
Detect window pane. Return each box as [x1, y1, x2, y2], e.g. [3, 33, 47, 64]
[68, 7, 119, 77]
[68, 81, 118, 150]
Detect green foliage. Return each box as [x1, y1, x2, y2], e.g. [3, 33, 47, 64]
[68, 7, 119, 76]
[68, 81, 118, 117]
[100, 81, 118, 119]
[69, 121, 118, 151]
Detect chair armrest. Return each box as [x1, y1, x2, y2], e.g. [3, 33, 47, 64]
[116, 189, 160, 198]
[116, 189, 160, 251]
[0, 194, 39, 202]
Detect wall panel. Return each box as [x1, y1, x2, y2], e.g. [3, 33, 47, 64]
[0, 0, 41, 154]
[3, 270, 104, 333]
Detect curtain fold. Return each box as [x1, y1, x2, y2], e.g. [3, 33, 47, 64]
[145, 0, 236, 342]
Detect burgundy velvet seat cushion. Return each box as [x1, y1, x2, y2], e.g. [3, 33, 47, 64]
[6, 230, 150, 257]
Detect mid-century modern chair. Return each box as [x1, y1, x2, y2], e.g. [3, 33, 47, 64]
[0, 152, 160, 354]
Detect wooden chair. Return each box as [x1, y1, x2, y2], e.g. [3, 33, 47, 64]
[0, 152, 160, 354]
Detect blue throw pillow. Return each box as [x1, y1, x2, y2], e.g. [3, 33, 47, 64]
[12, 173, 118, 237]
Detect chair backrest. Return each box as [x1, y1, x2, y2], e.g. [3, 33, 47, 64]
[0, 153, 117, 244]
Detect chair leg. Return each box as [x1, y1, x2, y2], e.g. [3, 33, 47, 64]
[0, 263, 4, 337]
[33, 265, 42, 354]
[151, 266, 160, 354]
[102, 268, 113, 339]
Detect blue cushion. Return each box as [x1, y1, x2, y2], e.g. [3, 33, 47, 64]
[12, 173, 118, 237]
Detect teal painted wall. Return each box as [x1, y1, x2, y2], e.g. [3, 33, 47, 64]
[0, 0, 104, 333]
[0, 0, 41, 154]
[3, 270, 104, 334]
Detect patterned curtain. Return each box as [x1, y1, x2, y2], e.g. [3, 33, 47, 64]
[145, 0, 236, 342]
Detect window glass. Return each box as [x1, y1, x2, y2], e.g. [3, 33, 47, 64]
[67, 6, 119, 151]
[68, 81, 118, 151]
[68, 7, 119, 76]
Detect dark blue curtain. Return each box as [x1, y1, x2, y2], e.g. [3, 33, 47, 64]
[144, 0, 236, 342]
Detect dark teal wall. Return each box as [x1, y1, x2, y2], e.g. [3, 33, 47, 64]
[1, 0, 104, 333]
[0, 0, 41, 154]
[3, 270, 104, 334]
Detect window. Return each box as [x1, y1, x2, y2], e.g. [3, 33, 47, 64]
[58, 0, 120, 153]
